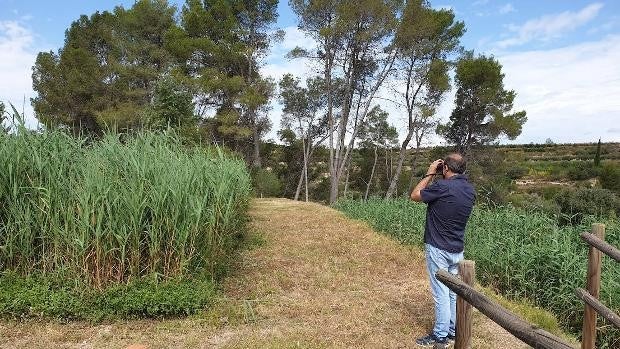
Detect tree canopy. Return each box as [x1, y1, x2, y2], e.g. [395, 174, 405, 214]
[438, 53, 527, 153]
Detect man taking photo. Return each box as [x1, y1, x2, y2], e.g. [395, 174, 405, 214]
[410, 154, 475, 348]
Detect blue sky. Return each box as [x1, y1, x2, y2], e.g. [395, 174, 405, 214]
[1, 1, 619, 144]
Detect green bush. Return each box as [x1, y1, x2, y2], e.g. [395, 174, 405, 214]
[507, 193, 559, 217]
[566, 161, 598, 180]
[335, 199, 620, 347]
[600, 162, 620, 192]
[553, 188, 620, 224]
[506, 165, 528, 179]
[251, 168, 282, 197]
[0, 272, 215, 320]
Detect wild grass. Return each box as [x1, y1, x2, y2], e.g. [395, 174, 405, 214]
[0, 130, 251, 288]
[336, 198, 620, 348]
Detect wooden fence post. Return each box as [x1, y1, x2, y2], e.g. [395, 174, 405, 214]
[456, 260, 475, 349]
[581, 223, 605, 349]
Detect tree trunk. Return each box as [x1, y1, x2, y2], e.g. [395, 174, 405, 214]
[304, 148, 310, 203]
[343, 168, 350, 198]
[251, 113, 261, 168]
[326, 48, 338, 204]
[406, 148, 420, 195]
[294, 166, 304, 201]
[293, 138, 307, 201]
[365, 146, 378, 200]
[385, 129, 414, 198]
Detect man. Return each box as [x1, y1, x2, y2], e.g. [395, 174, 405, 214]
[410, 154, 475, 348]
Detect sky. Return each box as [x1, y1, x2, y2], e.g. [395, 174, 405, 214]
[1, 1, 619, 145]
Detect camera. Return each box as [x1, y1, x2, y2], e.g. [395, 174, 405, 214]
[436, 162, 444, 173]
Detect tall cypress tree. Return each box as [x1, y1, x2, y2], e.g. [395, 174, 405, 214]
[594, 138, 601, 167]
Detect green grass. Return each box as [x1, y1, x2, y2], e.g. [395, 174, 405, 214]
[335, 198, 620, 348]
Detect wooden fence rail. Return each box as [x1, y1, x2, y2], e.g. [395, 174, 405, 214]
[436, 223, 619, 349]
[579, 230, 620, 262]
[575, 288, 620, 329]
[579, 223, 620, 349]
[436, 269, 575, 349]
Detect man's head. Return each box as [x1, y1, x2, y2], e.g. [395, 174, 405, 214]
[442, 153, 466, 177]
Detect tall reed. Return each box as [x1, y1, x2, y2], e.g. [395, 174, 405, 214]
[0, 130, 250, 287]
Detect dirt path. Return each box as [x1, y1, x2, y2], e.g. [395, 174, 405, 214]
[0, 199, 526, 348]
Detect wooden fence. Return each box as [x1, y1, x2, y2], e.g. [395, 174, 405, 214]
[436, 223, 620, 349]
[577, 223, 620, 349]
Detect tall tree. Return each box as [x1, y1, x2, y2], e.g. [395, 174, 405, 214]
[166, 0, 248, 145]
[385, 1, 464, 198]
[279, 74, 328, 201]
[32, 0, 178, 135]
[437, 53, 527, 153]
[167, 0, 277, 164]
[358, 106, 398, 200]
[290, 0, 403, 203]
[237, 0, 280, 167]
[594, 138, 601, 167]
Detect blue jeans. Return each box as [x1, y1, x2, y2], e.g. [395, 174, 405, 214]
[425, 243, 463, 339]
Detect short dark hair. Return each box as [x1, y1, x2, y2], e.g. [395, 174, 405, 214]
[444, 153, 466, 174]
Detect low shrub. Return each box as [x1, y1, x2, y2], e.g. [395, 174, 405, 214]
[0, 272, 215, 320]
[252, 168, 283, 197]
[600, 162, 620, 192]
[553, 188, 620, 224]
[566, 161, 598, 181]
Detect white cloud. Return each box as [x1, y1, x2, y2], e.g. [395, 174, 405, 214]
[498, 3, 516, 15]
[493, 35, 620, 143]
[496, 3, 603, 48]
[0, 20, 39, 127]
[472, 0, 489, 6]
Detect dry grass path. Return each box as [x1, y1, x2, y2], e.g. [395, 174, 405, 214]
[0, 198, 526, 348]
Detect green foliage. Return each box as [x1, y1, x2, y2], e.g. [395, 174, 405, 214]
[600, 162, 620, 192]
[594, 138, 601, 166]
[466, 148, 515, 206]
[0, 272, 215, 320]
[32, 0, 177, 135]
[147, 78, 197, 129]
[437, 53, 527, 153]
[507, 192, 560, 217]
[505, 164, 528, 179]
[0, 130, 251, 286]
[566, 161, 598, 180]
[251, 168, 282, 197]
[553, 188, 620, 224]
[335, 199, 620, 347]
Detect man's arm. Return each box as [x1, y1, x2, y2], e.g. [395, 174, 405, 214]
[410, 159, 443, 202]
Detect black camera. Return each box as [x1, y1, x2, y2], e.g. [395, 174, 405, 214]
[436, 162, 444, 173]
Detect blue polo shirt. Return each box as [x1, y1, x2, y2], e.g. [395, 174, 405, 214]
[420, 174, 475, 253]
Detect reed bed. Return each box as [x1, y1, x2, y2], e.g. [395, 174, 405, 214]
[0, 130, 250, 288]
[336, 198, 620, 348]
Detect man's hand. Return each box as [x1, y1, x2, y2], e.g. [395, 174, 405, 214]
[427, 159, 443, 175]
[411, 159, 442, 202]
